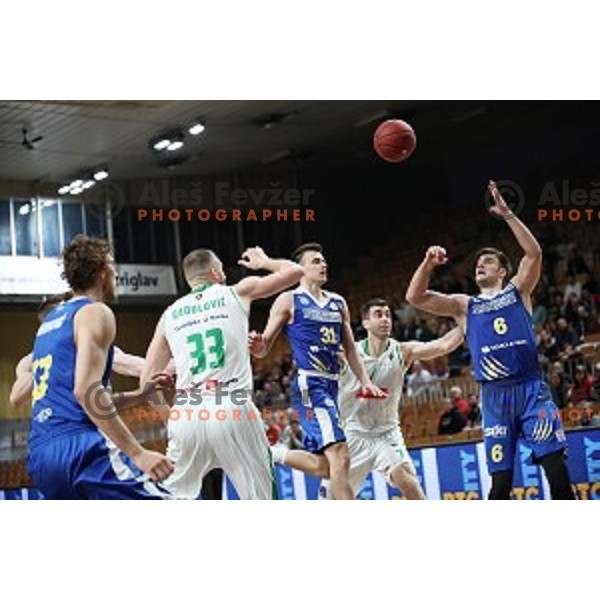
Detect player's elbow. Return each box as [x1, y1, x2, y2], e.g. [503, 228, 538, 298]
[405, 288, 423, 307]
[283, 264, 304, 286]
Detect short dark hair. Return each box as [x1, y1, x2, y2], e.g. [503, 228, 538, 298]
[37, 291, 73, 321]
[360, 297, 389, 320]
[292, 242, 323, 263]
[61, 235, 112, 292]
[474, 247, 513, 278]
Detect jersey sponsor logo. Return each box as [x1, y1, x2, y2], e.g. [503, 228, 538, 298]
[37, 314, 67, 337]
[481, 339, 528, 353]
[471, 290, 517, 314]
[301, 308, 342, 323]
[484, 424, 507, 438]
[33, 407, 53, 423]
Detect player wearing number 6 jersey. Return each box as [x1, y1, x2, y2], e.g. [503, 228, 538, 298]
[250, 243, 385, 500]
[406, 181, 574, 500]
[140, 247, 303, 499]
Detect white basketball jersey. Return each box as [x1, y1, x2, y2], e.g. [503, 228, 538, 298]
[163, 283, 252, 394]
[339, 338, 407, 434]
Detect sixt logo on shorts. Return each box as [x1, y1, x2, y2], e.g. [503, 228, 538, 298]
[484, 425, 508, 438]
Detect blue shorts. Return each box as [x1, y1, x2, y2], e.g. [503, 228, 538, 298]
[481, 378, 567, 475]
[27, 430, 170, 500]
[290, 373, 345, 454]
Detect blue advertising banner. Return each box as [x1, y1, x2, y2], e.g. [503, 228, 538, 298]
[3, 428, 600, 500]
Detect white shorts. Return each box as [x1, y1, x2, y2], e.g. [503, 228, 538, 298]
[164, 396, 275, 500]
[347, 427, 413, 496]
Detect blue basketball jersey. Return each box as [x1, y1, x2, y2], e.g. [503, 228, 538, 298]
[29, 297, 113, 448]
[285, 288, 344, 376]
[466, 282, 539, 383]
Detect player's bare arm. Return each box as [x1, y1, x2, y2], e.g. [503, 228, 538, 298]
[402, 323, 465, 365]
[249, 291, 293, 358]
[406, 245, 469, 325]
[340, 299, 386, 397]
[488, 180, 542, 302]
[73, 303, 174, 482]
[8, 353, 33, 409]
[113, 346, 145, 379]
[234, 246, 304, 308]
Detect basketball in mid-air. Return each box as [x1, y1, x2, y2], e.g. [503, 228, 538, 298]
[373, 119, 416, 163]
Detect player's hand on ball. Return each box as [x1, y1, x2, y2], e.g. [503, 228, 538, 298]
[248, 330, 266, 356]
[360, 381, 387, 398]
[488, 180, 512, 217]
[238, 246, 269, 270]
[150, 372, 175, 394]
[134, 449, 175, 482]
[424, 245, 448, 267]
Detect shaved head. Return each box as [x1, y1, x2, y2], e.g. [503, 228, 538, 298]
[182, 249, 221, 286]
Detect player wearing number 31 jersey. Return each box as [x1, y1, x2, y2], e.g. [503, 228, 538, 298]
[140, 247, 303, 499]
[407, 180, 574, 500]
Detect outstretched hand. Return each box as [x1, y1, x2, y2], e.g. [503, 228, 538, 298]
[424, 245, 448, 267]
[238, 246, 269, 270]
[488, 180, 512, 218]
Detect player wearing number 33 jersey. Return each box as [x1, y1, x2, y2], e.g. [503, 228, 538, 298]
[407, 180, 574, 500]
[141, 247, 304, 499]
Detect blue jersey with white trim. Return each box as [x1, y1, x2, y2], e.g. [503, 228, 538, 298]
[29, 297, 113, 448]
[466, 282, 540, 383]
[285, 288, 344, 376]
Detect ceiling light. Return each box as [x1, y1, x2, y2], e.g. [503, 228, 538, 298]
[70, 187, 83, 195]
[83, 180, 95, 189]
[167, 140, 184, 151]
[71, 179, 83, 188]
[58, 186, 70, 195]
[93, 169, 108, 181]
[153, 139, 171, 150]
[19, 204, 30, 216]
[189, 122, 205, 135]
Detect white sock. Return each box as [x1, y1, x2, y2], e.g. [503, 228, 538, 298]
[271, 444, 289, 465]
[318, 479, 332, 500]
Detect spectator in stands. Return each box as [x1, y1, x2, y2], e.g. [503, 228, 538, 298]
[567, 365, 596, 407]
[548, 370, 569, 409]
[576, 402, 600, 428]
[438, 398, 467, 435]
[466, 393, 482, 428]
[406, 360, 438, 399]
[574, 303, 599, 340]
[449, 385, 469, 418]
[563, 274, 582, 305]
[532, 290, 549, 327]
[555, 317, 579, 356]
[538, 328, 560, 367]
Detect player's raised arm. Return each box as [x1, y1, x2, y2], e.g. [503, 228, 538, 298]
[488, 180, 542, 296]
[340, 299, 386, 398]
[73, 303, 174, 482]
[406, 246, 468, 318]
[402, 323, 464, 365]
[8, 353, 33, 409]
[249, 292, 293, 359]
[234, 246, 304, 305]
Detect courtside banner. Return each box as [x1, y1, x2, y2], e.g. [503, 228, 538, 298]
[0, 257, 67, 295]
[3, 428, 599, 499]
[115, 264, 177, 296]
[0, 258, 176, 296]
[223, 428, 600, 500]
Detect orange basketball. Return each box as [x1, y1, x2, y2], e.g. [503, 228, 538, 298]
[373, 119, 416, 163]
